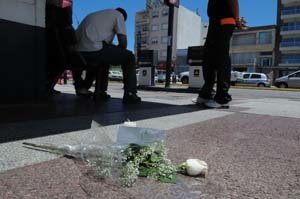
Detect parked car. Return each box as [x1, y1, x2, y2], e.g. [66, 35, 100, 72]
[274, 70, 300, 88]
[178, 71, 189, 84]
[230, 71, 242, 85]
[109, 71, 123, 81]
[157, 70, 166, 83]
[236, 72, 271, 87]
[178, 71, 241, 85]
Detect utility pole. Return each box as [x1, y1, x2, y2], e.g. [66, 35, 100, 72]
[165, 4, 174, 88]
[164, 0, 179, 88]
[137, 31, 142, 66]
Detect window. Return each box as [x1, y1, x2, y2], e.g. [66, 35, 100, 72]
[290, 72, 300, 78]
[136, 24, 149, 32]
[281, 38, 300, 47]
[250, 74, 261, 79]
[259, 31, 272, 44]
[231, 53, 257, 65]
[232, 33, 256, 46]
[281, 22, 300, 31]
[282, 54, 300, 64]
[162, 9, 169, 16]
[161, 36, 168, 44]
[149, 0, 162, 8]
[151, 24, 159, 31]
[161, 23, 168, 30]
[243, 74, 250, 78]
[141, 37, 148, 44]
[260, 57, 272, 67]
[282, 6, 300, 15]
[151, 37, 159, 44]
[152, 12, 159, 18]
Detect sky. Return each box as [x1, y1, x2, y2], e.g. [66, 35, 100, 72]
[73, 0, 277, 51]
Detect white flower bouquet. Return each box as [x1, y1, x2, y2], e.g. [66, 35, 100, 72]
[23, 124, 208, 187]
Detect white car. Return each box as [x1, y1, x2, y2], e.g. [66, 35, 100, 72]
[178, 71, 240, 85]
[109, 71, 123, 80]
[236, 72, 271, 87]
[178, 71, 189, 84]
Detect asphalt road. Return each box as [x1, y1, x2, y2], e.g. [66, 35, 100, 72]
[230, 88, 300, 100]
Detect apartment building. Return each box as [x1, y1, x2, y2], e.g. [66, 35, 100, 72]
[135, 0, 203, 70]
[230, 26, 276, 77]
[276, 0, 300, 77]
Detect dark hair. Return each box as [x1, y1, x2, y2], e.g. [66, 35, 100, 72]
[116, 7, 127, 21]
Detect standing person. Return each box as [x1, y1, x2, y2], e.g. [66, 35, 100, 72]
[76, 8, 141, 104]
[194, 0, 246, 108]
[46, 0, 89, 96]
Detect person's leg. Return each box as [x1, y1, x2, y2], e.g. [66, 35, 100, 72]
[197, 23, 217, 102]
[78, 51, 110, 101]
[101, 66, 109, 91]
[214, 24, 234, 105]
[97, 45, 140, 103]
[72, 66, 85, 90]
[47, 63, 64, 94]
[93, 66, 111, 101]
[69, 49, 91, 94]
[84, 70, 96, 89]
[83, 65, 109, 90]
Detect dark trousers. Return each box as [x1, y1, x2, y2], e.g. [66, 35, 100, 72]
[85, 67, 109, 91]
[200, 20, 234, 104]
[80, 44, 137, 94]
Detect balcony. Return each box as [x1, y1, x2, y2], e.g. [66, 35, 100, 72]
[281, 13, 300, 20]
[280, 46, 300, 51]
[136, 19, 150, 24]
[282, 0, 300, 6]
[279, 54, 300, 67]
[280, 39, 300, 51]
[281, 6, 300, 20]
[280, 24, 300, 35]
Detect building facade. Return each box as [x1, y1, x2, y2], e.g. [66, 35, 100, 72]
[276, 0, 300, 77]
[135, 0, 204, 71]
[230, 26, 277, 77]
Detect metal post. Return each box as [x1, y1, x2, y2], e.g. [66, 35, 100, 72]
[137, 31, 141, 65]
[165, 4, 174, 88]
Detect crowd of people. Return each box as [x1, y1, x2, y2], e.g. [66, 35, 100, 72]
[46, 0, 246, 107]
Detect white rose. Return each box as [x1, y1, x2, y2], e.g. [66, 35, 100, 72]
[185, 159, 208, 176]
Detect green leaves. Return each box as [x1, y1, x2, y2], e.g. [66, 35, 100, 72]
[122, 141, 177, 186]
[150, 152, 161, 162]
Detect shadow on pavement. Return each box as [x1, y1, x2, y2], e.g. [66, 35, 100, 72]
[0, 93, 206, 143]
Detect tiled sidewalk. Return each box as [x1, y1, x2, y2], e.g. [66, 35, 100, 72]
[1, 113, 299, 199]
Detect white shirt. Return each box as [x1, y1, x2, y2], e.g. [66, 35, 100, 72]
[76, 9, 126, 52]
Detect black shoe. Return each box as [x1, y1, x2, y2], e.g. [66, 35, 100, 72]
[123, 92, 141, 104]
[93, 91, 111, 102]
[76, 88, 93, 97]
[50, 89, 61, 95]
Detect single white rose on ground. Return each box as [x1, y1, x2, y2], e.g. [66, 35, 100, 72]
[178, 159, 208, 177]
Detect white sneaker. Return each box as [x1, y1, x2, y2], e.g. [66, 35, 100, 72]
[192, 96, 210, 104]
[204, 100, 229, 108]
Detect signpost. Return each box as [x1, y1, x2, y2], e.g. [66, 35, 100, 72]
[164, 0, 179, 7]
